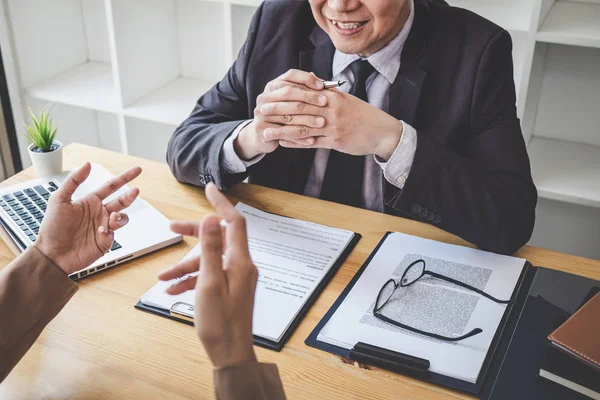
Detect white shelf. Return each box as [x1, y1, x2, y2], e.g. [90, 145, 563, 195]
[529, 137, 600, 208]
[26, 62, 119, 113]
[124, 78, 214, 126]
[230, 0, 262, 6]
[449, 0, 534, 32]
[537, 1, 600, 48]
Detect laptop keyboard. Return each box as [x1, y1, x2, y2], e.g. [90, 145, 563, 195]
[0, 182, 121, 252]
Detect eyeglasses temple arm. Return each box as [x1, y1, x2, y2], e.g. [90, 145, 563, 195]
[374, 312, 483, 342]
[425, 271, 514, 304]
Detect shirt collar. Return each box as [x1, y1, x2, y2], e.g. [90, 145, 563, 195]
[331, 0, 415, 84]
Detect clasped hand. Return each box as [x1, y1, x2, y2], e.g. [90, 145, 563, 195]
[236, 69, 404, 161]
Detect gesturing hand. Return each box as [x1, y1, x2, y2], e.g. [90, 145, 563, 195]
[34, 162, 142, 275]
[158, 183, 258, 368]
[235, 69, 328, 160]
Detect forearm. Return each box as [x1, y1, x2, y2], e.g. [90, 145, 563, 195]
[0, 247, 78, 382]
[214, 362, 286, 400]
[221, 120, 266, 174]
[168, 115, 248, 188]
[386, 125, 537, 254]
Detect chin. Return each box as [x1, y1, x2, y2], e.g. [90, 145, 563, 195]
[330, 38, 369, 55]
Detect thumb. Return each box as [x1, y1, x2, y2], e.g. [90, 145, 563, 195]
[199, 214, 225, 285]
[97, 224, 115, 249]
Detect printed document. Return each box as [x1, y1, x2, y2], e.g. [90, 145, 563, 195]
[142, 202, 355, 343]
[317, 232, 526, 383]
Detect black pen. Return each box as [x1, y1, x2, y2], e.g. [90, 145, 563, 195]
[322, 80, 347, 89]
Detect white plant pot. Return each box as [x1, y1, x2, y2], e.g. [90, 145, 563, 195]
[28, 141, 63, 178]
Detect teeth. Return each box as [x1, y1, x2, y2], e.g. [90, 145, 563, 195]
[334, 21, 363, 30]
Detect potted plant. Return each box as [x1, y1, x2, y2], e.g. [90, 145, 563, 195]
[24, 106, 63, 177]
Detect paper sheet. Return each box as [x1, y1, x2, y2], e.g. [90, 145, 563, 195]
[317, 232, 526, 383]
[142, 202, 355, 343]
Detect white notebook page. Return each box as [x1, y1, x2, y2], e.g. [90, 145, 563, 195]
[141, 202, 355, 343]
[317, 232, 526, 383]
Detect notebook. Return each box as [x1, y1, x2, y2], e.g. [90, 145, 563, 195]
[547, 291, 600, 372]
[539, 345, 600, 400]
[136, 202, 360, 351]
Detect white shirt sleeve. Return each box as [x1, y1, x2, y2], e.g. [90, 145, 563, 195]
[374, 121, 417, 189]
[220, 120, 266, 174]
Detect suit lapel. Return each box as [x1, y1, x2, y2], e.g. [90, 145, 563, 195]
[289, 28, 336, 195]
[384, 0, 430, 199]
[388, 0, 429, 126]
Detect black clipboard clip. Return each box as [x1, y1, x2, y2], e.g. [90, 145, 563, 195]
[350, 342, 431, 377]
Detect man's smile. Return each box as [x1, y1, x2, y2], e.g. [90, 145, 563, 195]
[329, 18, 369, 35]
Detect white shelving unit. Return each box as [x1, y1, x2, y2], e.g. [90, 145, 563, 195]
[0, 0, 259, 164]
[537, 0, 600, 48]
[1, 0, 599, 257]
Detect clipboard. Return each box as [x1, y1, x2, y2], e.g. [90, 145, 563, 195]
[305, 232, 537, 396]
[136, 232, 361, 352]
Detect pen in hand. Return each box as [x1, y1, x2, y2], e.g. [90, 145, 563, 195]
[322, 80, 346, 89]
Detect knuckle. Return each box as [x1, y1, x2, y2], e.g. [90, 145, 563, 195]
[232, 213, 246, 227]
[309, 92, 321, 104]
[281, 114, 293, 123]
[203, 236, 221, 251]
[280, 86, 292, 96]
[330, 107, 341, 119]
[266, 80, 277, 92]
[248, 264, 259, 280]
[294, 102, 305, 113]
[295, 125, 308, 138]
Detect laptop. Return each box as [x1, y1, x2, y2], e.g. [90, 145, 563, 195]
[0, 163, 182, 280]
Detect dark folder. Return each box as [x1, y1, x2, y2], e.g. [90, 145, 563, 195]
[306, 232, 600, 398]
[486, 286, 600, 400]
[136, 232, 361, 352]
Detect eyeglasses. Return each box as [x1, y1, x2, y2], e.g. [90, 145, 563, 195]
[373, 259, 514, 342]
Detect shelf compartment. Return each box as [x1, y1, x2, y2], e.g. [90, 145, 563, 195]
[25, 62, 119, 113]
[125, 118, 175, 163]
[531, 43, 600, 147]
[449, 0, 534, 32]
[529, 137, 600, 208]
[123, 78, 214, 126]
[537, 1, 600, 48]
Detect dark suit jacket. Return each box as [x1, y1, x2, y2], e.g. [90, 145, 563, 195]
[167, 0, 537, 255]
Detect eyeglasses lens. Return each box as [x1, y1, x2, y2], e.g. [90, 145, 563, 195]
[377, 280, 396, 310]
[401, 261, 425, 287]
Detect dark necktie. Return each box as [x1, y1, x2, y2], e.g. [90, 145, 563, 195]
[320, 59, 375, 207]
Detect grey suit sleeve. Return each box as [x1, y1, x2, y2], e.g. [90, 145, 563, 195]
[166, 4, 265, 189]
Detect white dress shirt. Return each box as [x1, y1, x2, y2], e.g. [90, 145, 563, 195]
[220, 0, 417, 212]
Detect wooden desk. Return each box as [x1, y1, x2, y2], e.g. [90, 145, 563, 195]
[1, 144, 599, 400]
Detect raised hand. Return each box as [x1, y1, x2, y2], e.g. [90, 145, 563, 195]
[158, 183, 258, 367]
[34, 162, 142, 275]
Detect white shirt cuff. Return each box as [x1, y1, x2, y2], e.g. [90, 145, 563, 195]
[220, 120, 265, 174]
[374, 121, 417, 189]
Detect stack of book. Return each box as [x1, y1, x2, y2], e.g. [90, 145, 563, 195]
[539, 292, 600, 399]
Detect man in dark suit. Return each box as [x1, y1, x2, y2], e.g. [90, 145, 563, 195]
[167, 0, 537, 255]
